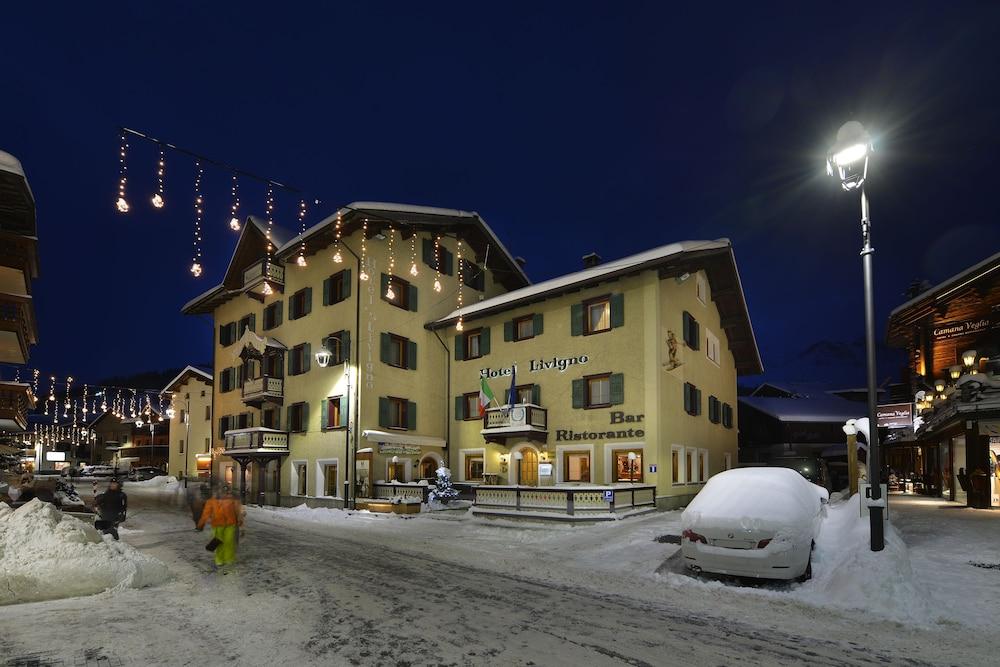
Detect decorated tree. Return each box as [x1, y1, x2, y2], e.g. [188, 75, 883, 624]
[429, 466, 460, 504]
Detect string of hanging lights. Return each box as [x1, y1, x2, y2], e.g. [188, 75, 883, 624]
[456, 240, 465, 331]
[229, 173, 241, 231]
[296, 198, 308, 267]
[152, 147, 166, 208]
[359, 219, 370, 282]
[433, 235, 443, 293]
[262, 183, 275, 295]
[385, 227, 396, 300]
[409, 233, 419, 277]
[332, 210, 343, 264]
[191, 161, 204, 277]
[116, 132, 130, 213]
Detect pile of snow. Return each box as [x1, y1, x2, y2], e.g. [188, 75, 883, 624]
[127, 475, 180, 489]
[0, 500, 169, 605]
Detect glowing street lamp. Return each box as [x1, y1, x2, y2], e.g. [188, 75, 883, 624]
[963, 349, 978, 370]
[315, 347, 332, 368]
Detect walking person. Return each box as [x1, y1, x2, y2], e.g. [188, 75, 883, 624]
[94, 478, 128, 540]
[196, 485, 243, 568]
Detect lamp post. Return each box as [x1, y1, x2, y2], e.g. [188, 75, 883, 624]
[827, 120, 884, 551]
[627, 451, 637, 484]
[842, 420, 859, 496]
[183, 397, 191, 489]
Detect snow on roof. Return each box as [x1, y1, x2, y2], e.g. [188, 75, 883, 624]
[739, 395, 862, 423]
[889, 249, 1000, 319]
[432, 239, 730, 324]
[0, 150, 26, 177]
[160, 365, 213, 394]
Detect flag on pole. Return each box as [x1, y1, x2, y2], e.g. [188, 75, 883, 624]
[507, 365, 517, 409]
[478, 377, 495, 417]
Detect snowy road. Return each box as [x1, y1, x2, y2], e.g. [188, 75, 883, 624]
[0, 490, 992, 666]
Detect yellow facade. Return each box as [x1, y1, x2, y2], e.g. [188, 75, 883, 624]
[163, 368, 214, 480]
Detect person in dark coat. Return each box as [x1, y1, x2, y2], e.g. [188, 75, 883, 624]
[187, 483, 211, 526]
[94, 478, 128, 540]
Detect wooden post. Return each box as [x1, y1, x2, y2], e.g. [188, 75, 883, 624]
[847, 433, 859, 496]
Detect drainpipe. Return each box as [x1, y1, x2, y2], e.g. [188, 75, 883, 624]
[432, 329, 451, 470]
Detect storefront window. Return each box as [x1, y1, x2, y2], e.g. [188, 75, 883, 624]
[324, 464, 338, 496]
[952, 435, 967, 505]
[614, 450, 642, 483]
[465, 455, 484, 481]
[564, 452, 591, 482]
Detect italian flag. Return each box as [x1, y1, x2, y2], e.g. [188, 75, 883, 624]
[478, 377, 496, 417]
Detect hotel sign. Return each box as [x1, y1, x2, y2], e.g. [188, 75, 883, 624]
[931, 314, 999, 341]
[876, 403, 914, 430]
[377, 443, 421, 456]
[480, 354, 589, 379]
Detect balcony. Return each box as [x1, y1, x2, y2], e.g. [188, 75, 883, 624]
[243, 259, 285, 296]
[0, 380, 36, 432]
[223, 427, 289, 456]
[481, 403, 547, 444]
[0, 293, 36, 365]
[242, 375, 284, 406]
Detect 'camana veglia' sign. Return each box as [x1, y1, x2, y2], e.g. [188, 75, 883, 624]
[480, 354, 589, 379]
[932, 314, 999, 341]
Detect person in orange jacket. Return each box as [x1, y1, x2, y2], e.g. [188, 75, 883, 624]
[196, 485, 244, 566]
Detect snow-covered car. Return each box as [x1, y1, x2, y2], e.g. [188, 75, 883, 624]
[81, 465, 116, 477]
[681, 467, 828, 581]
[127, 467, 166, 482]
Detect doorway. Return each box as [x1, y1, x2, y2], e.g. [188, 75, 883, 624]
[519, 449, 538, 486]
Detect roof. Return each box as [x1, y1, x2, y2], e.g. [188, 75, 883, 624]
[161, 365, 214, 394]
[750, 381, 885, 400]
[739, 395, 862, 423]
[887, 249, 1000, 345]
[429, 238, 763, 375]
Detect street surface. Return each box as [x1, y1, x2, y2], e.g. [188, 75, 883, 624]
[0, 487, 992, 666]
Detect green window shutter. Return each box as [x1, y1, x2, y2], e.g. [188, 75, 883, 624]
[692, 319, 700, 351]
[219, 324, 226, 346]
[275, 302, 283, 327]
[682, 311, 691, 345]
[531, 384, 541, 405]
[286, 405, 293, 430]
[407, 401, 417, 430]
[571, 303, 584, 336]
[342, 269, 352, 300]
[610, 373, 624, 405]
[454, 395, 465, 421]
[695, 388, 702, 415]
[572, 379, 585, 409]
[303, 343, 311, 373]
[339, 396, 349, 427]
[684, 383, 693, 414]
[533, 313, 544, 335]
[380, 273, 389, 297]
[407, 340, 417, 370]
[378, 397, 389, 428]
[288, 296, 296, 320]
[504, 320, 514, 342]
[444, 249, 454, 276]
[610, 294, 624, 328]
[323, 277, 332, 306]
[341, 330, 351, 360]
[320, 399, 329, 430]
[380, 333, 390, 364]
[454, 334, 464, 361]
[302, 401, 310, 431]
[408, 284, 418, 312]
[480, 327, 491, 356]
[248, 314, 256, 332]
[303, 287, 312, 316]
[422, 238, 434, 267]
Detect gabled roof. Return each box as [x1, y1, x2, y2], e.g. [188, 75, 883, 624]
[161, 365, 214, 394]
[739, 395, 861, 423]
[429, 238, 763, 375]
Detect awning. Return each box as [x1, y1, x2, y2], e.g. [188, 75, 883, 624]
[361, 429, 445, 448]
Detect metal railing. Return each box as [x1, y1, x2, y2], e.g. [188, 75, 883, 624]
[473, 485, 656, 515]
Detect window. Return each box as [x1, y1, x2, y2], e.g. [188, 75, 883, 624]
[456, 327, 490, 361]
[422, 237, 454, 275]
[682, 311, 700, 350]
[564, 452, 591, 482]
[219, 367, 235, 393]
[324, 464, 339, 497]
[219, 416, 231, 439]
[236, 412, 252, 429]
[288, 287, 313, 320]
[321, 330, 350, 366]
[179, 409, 186, 424]
[686, 448, 696, 484]
[457, 392, 481, 421]
[263, 301, 283, 330]
[289, 343, 311, 375]
[684, 382, 702, 416]
[204, 438, 210, 452]
[699, 449, 709, 483]
[573, 373, 623, 409]
[571, 294, 624, 336]
[388, 460, 406, 482]
[672, 445, 684, 485]
[708, 395, 721, 424]
[696, 273, 707, 304]
[512, 384, 536, 405]
[505, 314, 543, 342]
[613, 450, 643, 483]
[322, 270, 351, 306]
[238, 313, 256, 336]
[219, 322, 237, 346]
[287, 402, 308, 433]
[205, 405, 211, 421]
[722, 403, 734, 429]
[380, 333, 416, 369]
[379, 396, 414, 430]
[465, 454, 485, 481]
[262, 407, 280, 429]
[706, 329, 720, 365]
[297, 463, 307, 496]
[380, 274, 416, 311]
[179, 439, 185, 454]
[461, 258, 485, 291]
[201, 390, 206, 397]
[321, 396, 348, 430]
[264, 352, 283, 377]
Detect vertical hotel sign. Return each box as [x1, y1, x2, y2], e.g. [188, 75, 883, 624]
[876, 403, 914, 429]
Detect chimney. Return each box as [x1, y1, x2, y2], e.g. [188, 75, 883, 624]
[582, 252, 602, 269]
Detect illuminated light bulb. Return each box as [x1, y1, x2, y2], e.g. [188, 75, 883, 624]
[296, 255, 307, 267]
[151, 193, 164, 208]
[456, 319, 464, 332]
[332, 250, 343, 263]
[230, 217, 241, 231]
[262, 281, 273, 296]
[386, 284, 396, 300]
[117, 197, 130, 213]
[135, 419, 144, 428]
[409, 263, 418, 277]
[190, 262, 202, 277]
[359, 270, 369, 281]
[101, 401, 107, 412]
[434, 279, 442, 292]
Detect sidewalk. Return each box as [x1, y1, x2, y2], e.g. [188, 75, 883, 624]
[889, 493, 1000, 629]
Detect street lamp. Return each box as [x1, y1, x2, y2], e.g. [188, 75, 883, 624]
[627, 451, 637, 484]
[315, 347, 332, 368]
[949, 366, 962, 381]
[962, 349, 978, 371]
[827, 120, 884, 552]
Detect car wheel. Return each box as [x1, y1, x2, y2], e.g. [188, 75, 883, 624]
[797, 557, 813, 582]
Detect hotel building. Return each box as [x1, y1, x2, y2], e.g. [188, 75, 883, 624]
[183, 203, 761, 513]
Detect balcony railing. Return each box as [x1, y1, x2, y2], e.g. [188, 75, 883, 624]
[481, 403, 547, 441]
[223, 427, 289, 453]
[242, 375, 284, 404]
[0, 295, 36, 365]
[371, 482, 433, 503]
[243, 259, 285, 292]
[473, 484, 656, 516]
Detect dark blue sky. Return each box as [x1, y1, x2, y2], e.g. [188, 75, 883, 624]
[3, 2, 999, 387]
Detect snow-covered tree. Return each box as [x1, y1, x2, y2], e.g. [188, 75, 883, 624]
[429, 466, 460, 504]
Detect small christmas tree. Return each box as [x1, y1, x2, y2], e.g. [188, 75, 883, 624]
[429, 466, 460, 504]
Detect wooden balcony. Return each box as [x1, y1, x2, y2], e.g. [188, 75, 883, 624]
[243, 259, 284, 296]
[0, 381, 36, 433]
[242, 375, 284, 406]
[0, 293, 36, 365]
[223, 427, 289, 456]
[481, 403, 548, 444]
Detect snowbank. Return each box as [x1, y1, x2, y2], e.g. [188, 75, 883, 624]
[127, 475, 180, 489]
[0, 500, 169, 605]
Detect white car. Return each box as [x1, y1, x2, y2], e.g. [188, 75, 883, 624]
[681, 467, 828, 581]
[81, 465, 116, 477]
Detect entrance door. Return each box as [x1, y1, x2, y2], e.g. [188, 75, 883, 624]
[519, 450, 538, 486]
[356, 452, 372, 498]
[419, 457, 437, 480]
